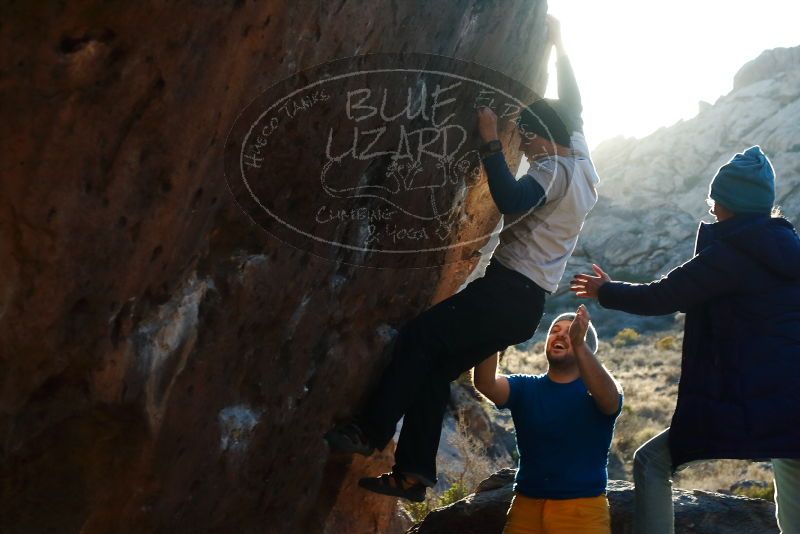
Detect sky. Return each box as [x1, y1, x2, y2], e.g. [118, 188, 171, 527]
[542, 0, 800, 150]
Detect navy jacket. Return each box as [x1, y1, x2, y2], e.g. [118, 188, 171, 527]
[598, 214, 800, 467]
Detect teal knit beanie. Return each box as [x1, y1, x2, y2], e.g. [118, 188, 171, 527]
[709, 146, 775, 214]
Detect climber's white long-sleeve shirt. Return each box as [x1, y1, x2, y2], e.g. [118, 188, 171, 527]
[489, 132, 599, 293]
[481, 55, 600, 293]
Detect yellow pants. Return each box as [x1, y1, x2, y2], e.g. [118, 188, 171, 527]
[502, 492, 611, 534]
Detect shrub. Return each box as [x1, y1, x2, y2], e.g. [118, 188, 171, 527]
[402, 409, 495, 524]
[438, 480, 469, 507]
[403, 500, 431, 524]
[732, 482, 775, 501]
[613, 328, 641, 347]
[402, 480, 470, 523]
[655, 335, 678, 351]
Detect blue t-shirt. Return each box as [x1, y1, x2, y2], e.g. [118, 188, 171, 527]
[495, 373, 622, 499]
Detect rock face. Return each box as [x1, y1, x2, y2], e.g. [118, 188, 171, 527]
[545, 44, 800, 336]
[0, 1, 553, 533]
[410, 469, 779, 534]
[734, 46, 800, 91]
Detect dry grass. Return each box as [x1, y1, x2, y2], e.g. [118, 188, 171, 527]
[448, 406, 500, 491]
[494, 330, 774, 493]
[404, 407, 503, 522]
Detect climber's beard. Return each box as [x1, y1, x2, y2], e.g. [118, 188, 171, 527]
[545, 347, 576, 370]
[526, 151, 550, 162]
[520, 140, 553, 163]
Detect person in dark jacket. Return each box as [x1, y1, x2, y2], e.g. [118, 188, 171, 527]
[569, 146, 800, 534]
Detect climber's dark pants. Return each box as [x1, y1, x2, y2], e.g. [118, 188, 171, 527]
[358, 258, 547, 485]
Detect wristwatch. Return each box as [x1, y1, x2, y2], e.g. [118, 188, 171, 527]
[479, 139, 503, 159]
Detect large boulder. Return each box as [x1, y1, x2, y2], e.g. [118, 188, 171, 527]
[0, 1, 552, 533]
[410, 469, 779, 534]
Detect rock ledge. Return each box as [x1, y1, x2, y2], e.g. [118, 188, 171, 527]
[410, 469, 778, 534]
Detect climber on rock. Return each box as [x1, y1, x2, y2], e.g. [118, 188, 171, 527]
[474, 305, 622, 534]
[324, 15, 601, 503]
[570, 146, 800, 534]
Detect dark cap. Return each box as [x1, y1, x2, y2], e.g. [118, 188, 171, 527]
[516, 98, 571, 148]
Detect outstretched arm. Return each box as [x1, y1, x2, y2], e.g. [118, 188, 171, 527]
[570, 248, 739, 315]
[547, 15, 583, 133]
[569, 305, 621, 415]
[472, 352, 510, 406]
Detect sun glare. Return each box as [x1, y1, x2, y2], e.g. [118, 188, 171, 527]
[540, 0, 800, 150]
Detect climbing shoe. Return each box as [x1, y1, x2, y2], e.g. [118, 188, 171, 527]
[324, 422, 374, 456]
[358, 471, 427, 502]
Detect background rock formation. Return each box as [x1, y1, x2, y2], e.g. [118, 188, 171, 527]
[541, 45, 800, 336]
[0, 1, 553, 532]
[411, 469, 779, 534]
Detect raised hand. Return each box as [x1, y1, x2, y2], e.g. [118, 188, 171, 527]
[568, 304, 590, 348]
[570, 264, 611, 299]
[476, 106, 499, 143]
[546, 15, 563, 48]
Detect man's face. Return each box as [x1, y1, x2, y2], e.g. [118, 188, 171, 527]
[516, 128, 550, 161]
[545, 319, 576, 366]
[706, 198, 734, 222]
